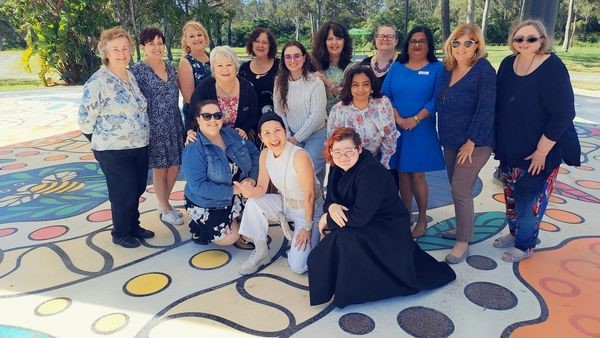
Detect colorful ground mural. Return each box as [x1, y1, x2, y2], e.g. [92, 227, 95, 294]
[0, 88, 599, 337]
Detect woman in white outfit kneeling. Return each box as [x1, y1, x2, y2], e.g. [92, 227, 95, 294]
[235, 112, 322, 275]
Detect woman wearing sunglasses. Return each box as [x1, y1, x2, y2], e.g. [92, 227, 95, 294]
[328, 65, 399, 168]
[381, 26, 445, 238]
[435, 24, 496, 264]
[307, 128, 455, 308]
[493, 20, 580, 262]
[273, 41, 328, 183]
[181, 100, 260, 246]
[359, 24, 401, 89]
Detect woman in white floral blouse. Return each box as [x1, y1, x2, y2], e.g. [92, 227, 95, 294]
[78, 26, 153, 249]
[327, 65, 399, 168]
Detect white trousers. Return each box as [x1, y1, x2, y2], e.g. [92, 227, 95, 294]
[239, 194, 322, 274]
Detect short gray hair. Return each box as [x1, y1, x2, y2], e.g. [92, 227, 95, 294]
[209, 46, 239, 73]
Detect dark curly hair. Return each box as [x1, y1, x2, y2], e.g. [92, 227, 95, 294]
[339, 65, 383, 105]
[244, 27, 277, 59]
[311, 21, 353, 71]
[139, 26, 165, 46]
[275, 41, 316, 112]
[398, 26, 438, 64]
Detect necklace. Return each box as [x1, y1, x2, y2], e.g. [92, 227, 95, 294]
[373, 56, 393, 73]
[256, 71, 269, 79]
[509, 54, 537, 102]
[217, 80, 237, 98]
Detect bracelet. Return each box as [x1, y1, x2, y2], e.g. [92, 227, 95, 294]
[413, 115, 420, 124]
[303, 221, 314, 231]
[328, 82, 335, 90]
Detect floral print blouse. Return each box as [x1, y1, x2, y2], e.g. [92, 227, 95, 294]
[327, 96, 399, 168]
[79, 66, 149, 151]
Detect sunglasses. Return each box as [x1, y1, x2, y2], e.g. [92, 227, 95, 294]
[513, 36, 542, 44]
[199, 112, 224, 121]
[283, 53, 303, 62]
[451, 40, 477, 48]
[376, 34, 396, 41]
[408, 39, 427, 46]
[331, 148, 357, 158]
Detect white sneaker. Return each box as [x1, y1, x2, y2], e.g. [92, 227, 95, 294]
[239, 239, 270, 275]
[170, 206, 183, 218]
[277, 212, 292, 241]
[161, 209, 184, 225]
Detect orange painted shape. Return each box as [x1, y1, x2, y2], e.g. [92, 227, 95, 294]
[1, 163, 27, 170]
[576, 180, 600, 190]
[45, 155, 68, 161]
[79, 154, 95, 160]
[539, 221, 559, 232]
[558, 167, 570, 174]
[169, 191, 184, 201]
[576, 165, 594, 171]
[548, 195, 566, 204]
[545, 209, 584, 224]
[493, 193, 506, 204]
[87, 209, 113, 222]
[511, 238, 600, 338]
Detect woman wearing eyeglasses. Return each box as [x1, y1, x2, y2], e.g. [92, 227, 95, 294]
[311, 21, 353, 113]
[238, 27, 280, 115]
[181, 99, 260, 246]
[307, 128, 455, 308]
[360, 24, 401, 89]
[273, 41, 327, 183]
[381, 26, 445, 238]
[435, 24, 496, 264]
[328, 65, 399, 168]
[493, 20, 580, 262]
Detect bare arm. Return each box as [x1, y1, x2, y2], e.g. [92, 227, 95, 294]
[178, 57, 195, 104]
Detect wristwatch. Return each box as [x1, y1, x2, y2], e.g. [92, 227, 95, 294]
[413, 115, 420, 124]
[303, 221, 314, 231]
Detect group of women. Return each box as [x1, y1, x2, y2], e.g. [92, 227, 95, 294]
[78, 18, 580, 308]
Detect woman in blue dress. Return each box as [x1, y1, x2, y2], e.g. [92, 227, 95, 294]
[382, 26, 445, 238]
[131, 27, 185, 226]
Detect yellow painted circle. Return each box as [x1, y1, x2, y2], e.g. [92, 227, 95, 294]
[190, 249, 231, 270]
[92, 313, 129, 334]
[123, 272, 170, 297]
[34, 297, 72, 316]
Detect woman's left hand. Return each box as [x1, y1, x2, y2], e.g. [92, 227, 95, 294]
[525, 150, 547, 175]
[288, 136, 299, 145]
[457, 140, 475, 165]
[236, 128, 248, 140]
[404, 116, 418, 131]
[294, 227, 312, 251]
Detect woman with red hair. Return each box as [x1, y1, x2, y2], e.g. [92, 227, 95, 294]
[307, 128, 455, 308]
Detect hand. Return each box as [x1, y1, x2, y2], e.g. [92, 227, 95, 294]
[294, 227, 311, 251]
[313, 71, 325, 80]
[185, 130, 197, 145]
[457, 140, 475, 165]
[236, 128, 248, 140]
[318, 213, 328, 237]
[404, 117, 418, 131]
[328, 203, 348, 227]
[233, 179, 255, 198]
[329, 84, 340, 96]
[288, 136, 299, 145]
[525, 150, 547, 175]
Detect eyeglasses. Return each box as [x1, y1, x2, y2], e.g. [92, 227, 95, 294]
[376, 34, 396, 41]
[199, 112, 224, 121]
[513, 36, 542, 44]
[331, 148, 357, 158]
[408, 39, 428, 46]
[451, 40, 477, 48]
[283, 53, 303, 62]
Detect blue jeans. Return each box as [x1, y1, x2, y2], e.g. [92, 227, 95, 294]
[296, 127, 327, 184]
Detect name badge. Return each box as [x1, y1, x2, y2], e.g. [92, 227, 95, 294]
[418, 71, 429, 75]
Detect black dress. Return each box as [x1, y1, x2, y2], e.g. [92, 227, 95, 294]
[307, 150, 456, 308]
[238, 58, 280, 114]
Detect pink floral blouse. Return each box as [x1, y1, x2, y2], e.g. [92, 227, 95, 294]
[217, 96, 239, 128]
[327, 96, 399, 168]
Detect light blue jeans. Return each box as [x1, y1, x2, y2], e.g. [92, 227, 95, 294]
[296, 127, 327, 184]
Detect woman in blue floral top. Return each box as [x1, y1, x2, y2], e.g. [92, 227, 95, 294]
[131, 27, 185, 226]
[78, 27, 152, 249]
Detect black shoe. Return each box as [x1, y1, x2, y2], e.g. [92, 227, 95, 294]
[112, 236, 141, 248]
[134, 228, 155, 239]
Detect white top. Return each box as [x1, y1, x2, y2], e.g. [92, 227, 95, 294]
[266, 142, 306, 201]
[273, 73, 327, 143]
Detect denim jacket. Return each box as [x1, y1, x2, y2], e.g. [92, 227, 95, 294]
[182, 127, 259, 207]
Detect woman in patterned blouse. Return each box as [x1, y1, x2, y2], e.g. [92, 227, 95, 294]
[328, 65, 399, 168]
[78, 27, 153, 249]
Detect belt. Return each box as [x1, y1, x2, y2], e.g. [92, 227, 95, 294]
[284, 196, 304, 210]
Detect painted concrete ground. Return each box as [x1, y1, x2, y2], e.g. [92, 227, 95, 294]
[0, 87, 599, 338]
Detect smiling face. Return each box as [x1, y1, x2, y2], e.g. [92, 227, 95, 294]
[283, 45, 305, 77]
[326, 29, 344, 58]
[350, 73, 372, 104]
[375, 26, 397, 52]
[512, 25, 544, 57]
[259, 120, 287, 152]
[212, 55, 237, 83]
[197, 103, 223, 137]
[331, 138, 361, 171]
[252, 32, 270, 59]
[408, 31, 428, 61]
[184, 27, 207, 54]
[141, 35, 164, 62]
[451, 34, 478, 66]
[105, 37, 132, 69]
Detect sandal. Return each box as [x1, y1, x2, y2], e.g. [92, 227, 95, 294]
[412, 224, 427, 239]
[501, 248, 533, 262]
[493, 233, 515, 248]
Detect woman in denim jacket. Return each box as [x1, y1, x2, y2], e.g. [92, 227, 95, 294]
[182, 99, 260, 245]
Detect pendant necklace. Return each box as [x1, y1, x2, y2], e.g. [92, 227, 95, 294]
[373, 56, 394, 73]
[509, 54, 536, 102]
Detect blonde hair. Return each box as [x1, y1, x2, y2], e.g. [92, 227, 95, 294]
[180, 21, 210, 54]
[209, 46, 240, 73]
[98, 26, 134, 66]
[443, 23, 488, 71]
[508, 19, 553, 55]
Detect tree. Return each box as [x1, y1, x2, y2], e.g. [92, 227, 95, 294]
[466, 0, 474, 23]
[481, 0, 490, 37]
[440, 0, 450, 41]
[562, 0, 574, 51]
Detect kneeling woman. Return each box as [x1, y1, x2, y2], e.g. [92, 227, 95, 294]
[308, 128, 456, 308]
[235, 113, 322, 275]
[182, 100, 260, 245]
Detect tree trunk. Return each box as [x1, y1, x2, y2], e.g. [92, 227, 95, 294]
[295, 17, 300, 40]
[561, 0, 574, 52]
[227, 18, 232, 46]
[440, 0, 450, 42]
[481, 0, 490, 37]
[466, 0, 475, 23]
[128, 0, 140, 62]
